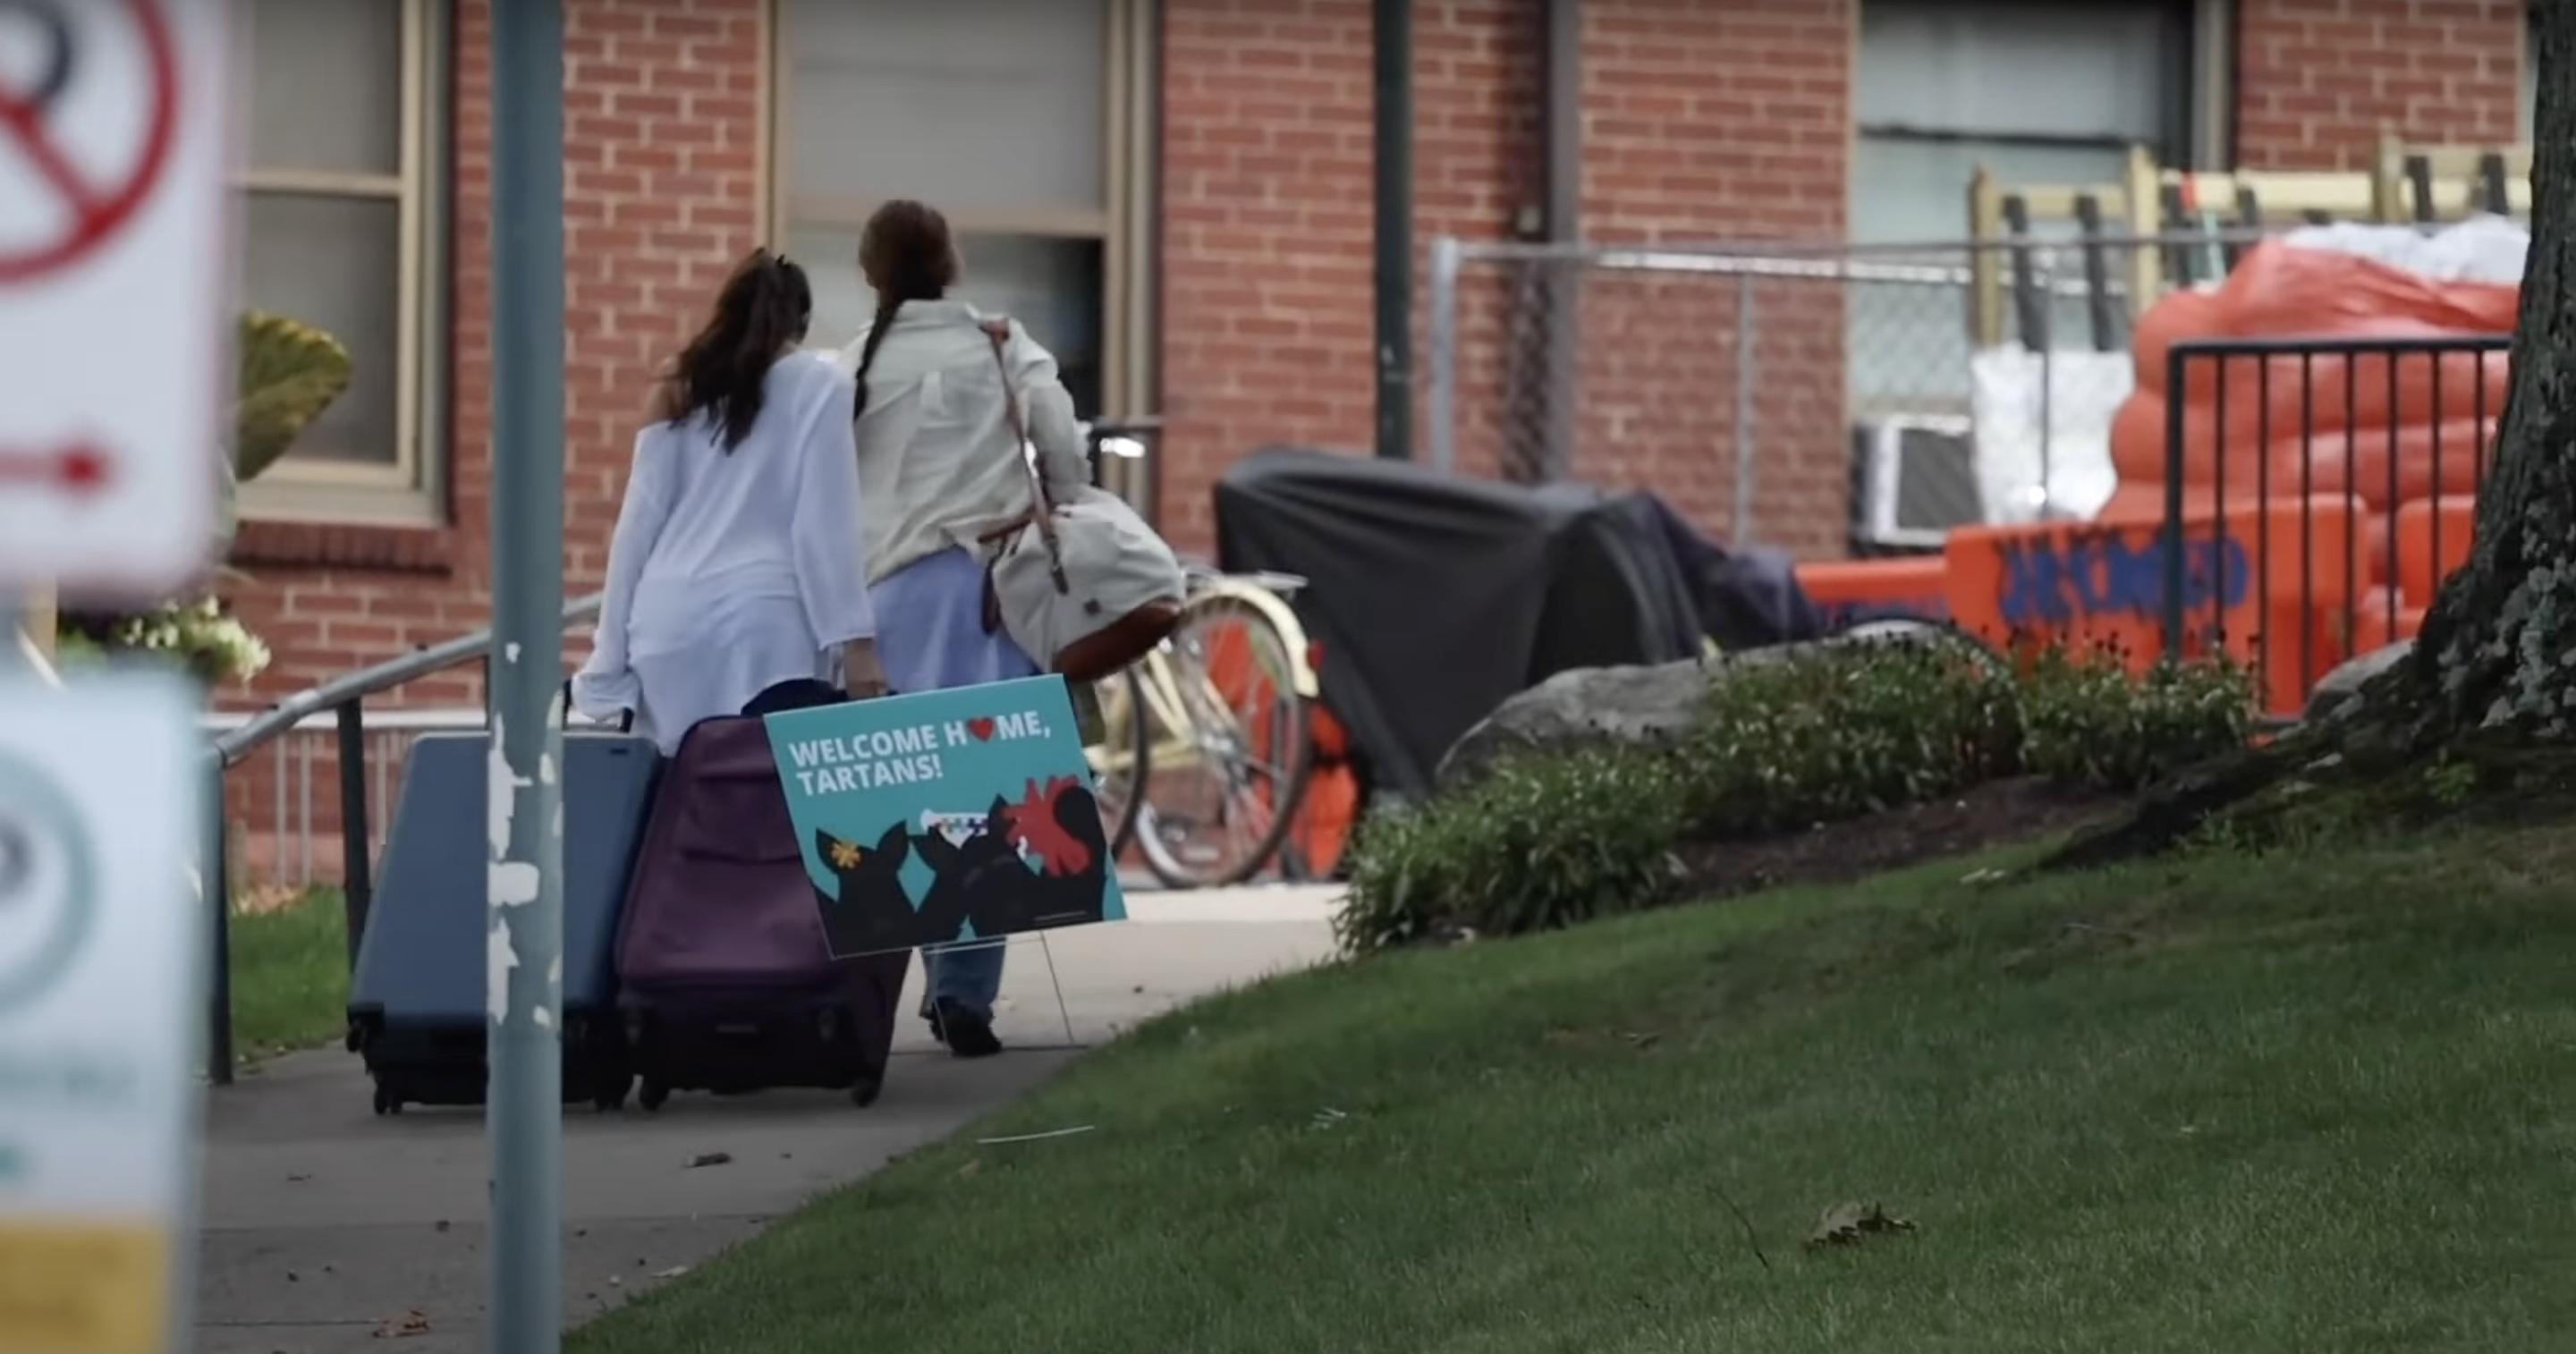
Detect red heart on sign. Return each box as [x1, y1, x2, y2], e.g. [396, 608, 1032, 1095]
[967, 718, 996, 742]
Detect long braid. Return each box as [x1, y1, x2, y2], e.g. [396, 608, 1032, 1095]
[852, 294, 902, 415]
[850, 199, 961, 421]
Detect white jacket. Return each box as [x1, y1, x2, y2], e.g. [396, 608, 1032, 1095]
[830, 299, 1089, 583]
[572, 351, 876, 752]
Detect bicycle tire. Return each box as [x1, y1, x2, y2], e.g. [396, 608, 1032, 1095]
[1084, 665, 1151, 855]
[1134, 593, 1315, 889]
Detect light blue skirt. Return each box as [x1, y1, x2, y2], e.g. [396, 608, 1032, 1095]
[869, 546, 1038, 695]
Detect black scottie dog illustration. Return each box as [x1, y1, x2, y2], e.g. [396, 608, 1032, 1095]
[810, 822, 919, 956]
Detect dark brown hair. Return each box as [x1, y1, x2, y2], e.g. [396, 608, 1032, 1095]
[850, 200, 961, 405]
[656, 248, 812, 450]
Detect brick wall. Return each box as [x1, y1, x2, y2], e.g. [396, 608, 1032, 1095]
[1159, 0, 1853, 556]
[2236, 0, 2526, 171]
[1573, 0, 1854, 558]
[219, 0, 767, 884]
[1160, 0, 1544, 551]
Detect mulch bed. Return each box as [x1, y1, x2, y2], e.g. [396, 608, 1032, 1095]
[1675, 776, 2122, 901]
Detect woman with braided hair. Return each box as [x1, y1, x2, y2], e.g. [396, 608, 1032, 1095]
[834, 199, 1092, 1059]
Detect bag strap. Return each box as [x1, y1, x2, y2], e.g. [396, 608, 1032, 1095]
[979, 318, 1072, 595]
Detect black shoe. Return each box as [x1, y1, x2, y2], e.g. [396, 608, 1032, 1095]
[929, 997, 1003, 1059]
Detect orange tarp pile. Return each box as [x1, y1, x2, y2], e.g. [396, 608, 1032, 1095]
[2103, 241, 2513, 525]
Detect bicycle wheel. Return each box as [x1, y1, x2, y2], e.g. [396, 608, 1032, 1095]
[1082, 665, 1150, 854]
[1133, 593, 1314, 888]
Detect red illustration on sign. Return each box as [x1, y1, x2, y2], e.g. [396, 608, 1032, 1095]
[0, 0, 180, 284]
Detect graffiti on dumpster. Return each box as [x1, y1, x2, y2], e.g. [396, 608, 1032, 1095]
[1994, 530, 2253, 629]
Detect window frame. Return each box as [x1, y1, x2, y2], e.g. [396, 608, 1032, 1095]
[1852, 0, 2200, 201]
[236, 0, 450, 527]
[764, 0, 1159, 420]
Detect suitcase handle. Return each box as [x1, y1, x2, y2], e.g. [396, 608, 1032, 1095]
[560, 681, 636, 734]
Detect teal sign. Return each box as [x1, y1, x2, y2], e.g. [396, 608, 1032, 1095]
[763, 675, 1126, 958]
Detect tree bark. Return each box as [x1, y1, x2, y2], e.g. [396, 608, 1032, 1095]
[2397, 0, 2576, 740]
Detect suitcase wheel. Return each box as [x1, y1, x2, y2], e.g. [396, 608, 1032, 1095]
[593, 1071, 633, 1114]
[849, 1073, 883, 1109]
[638, 1078, 669, 1113]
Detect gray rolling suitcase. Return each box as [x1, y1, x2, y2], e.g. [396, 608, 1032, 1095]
[347, 729, 660, 1113]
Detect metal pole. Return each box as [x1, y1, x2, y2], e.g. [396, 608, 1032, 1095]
[487, 4, 568, 1351]
[1372, 0, 1414, 461]
[1540, 0, 1581, 481]
[335, 700, 373, 970]
[204, 757, 233, 1085]
[1426, 237, 1460, 473]
[2162, 345, 2190, 661]
[1733, 275, 1756, 547]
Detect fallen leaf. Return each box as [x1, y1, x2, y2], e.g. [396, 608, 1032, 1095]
[370, 1308, 432, 1340]
[686, 1152, 733, 1169]
[1807, 1201, 1916, 1248]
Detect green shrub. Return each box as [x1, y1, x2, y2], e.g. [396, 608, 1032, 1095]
[1339, 637, 2259, 952]
[1680, 639, 2024, 837]
[1336, 748, 1685, 952]
[2020, 647, 2254, 790]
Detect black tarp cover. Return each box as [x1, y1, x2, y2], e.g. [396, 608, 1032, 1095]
[1214, 449, 1716, 800]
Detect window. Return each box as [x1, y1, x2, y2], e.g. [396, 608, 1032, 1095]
[1849, 0, 2192, 415]
[772, 0, 1157, 419]
[1854, 0, 2190, 243]
[237, 0, 447, 523]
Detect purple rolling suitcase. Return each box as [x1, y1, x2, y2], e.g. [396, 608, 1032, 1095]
[614, 711, 909, 1110]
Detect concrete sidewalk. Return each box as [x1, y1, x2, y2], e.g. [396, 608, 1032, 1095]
[193, 887, 1340, 1354]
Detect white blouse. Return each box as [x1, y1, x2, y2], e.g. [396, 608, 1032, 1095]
[572, 351, 877, 753]
[829, 299, 1090, 583]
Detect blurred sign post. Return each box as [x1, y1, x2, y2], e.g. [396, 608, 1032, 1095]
[0, 2, 233, 1351]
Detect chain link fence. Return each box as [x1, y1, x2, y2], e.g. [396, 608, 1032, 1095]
[1425, 232, 2270, 559]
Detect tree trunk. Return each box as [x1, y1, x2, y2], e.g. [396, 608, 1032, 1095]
[2401, 0, 2576, 739]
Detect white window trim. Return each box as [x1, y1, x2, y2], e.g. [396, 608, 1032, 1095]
[239, 0, 447, 528]
[764, 0, 1158, 420]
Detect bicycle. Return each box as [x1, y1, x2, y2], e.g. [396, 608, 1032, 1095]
[1075, 419, 1322, 888]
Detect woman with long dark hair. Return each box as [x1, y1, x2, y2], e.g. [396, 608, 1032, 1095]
[574, 250, 886, 752]
[834, 199, 1092, 1059]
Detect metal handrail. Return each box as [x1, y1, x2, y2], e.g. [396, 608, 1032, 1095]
[200, 588, 606, 1087]
[212, 591, 605, 766]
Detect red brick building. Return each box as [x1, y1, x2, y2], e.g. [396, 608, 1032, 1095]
[220, 0, 2529, 726]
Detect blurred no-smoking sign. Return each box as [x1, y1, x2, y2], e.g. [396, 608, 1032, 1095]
[0, 0, 230, 597]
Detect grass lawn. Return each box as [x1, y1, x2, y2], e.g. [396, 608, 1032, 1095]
[573, 813, 2576, 1354]
[228, 888, 351, 1062]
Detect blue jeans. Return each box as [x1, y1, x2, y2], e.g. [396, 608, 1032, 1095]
[922, 939, 1005, 1023]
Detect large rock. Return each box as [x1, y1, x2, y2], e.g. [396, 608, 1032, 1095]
[2303, 639, 2414, 724]
[1436, 620, 1985, 790]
